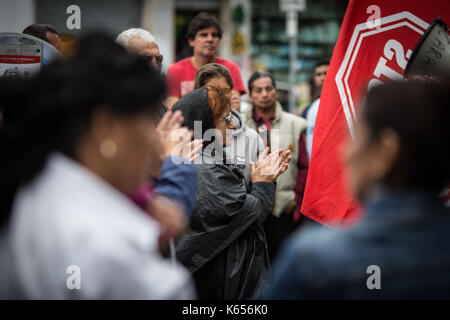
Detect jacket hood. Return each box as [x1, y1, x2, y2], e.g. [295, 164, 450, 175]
[172, 87, 225, 155]
[171, 88, 213, 135]
[231, 109, 244, 137]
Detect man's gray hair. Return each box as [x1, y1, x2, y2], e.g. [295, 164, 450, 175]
[116, 28, 156, 48]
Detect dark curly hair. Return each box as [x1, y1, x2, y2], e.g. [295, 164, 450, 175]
[0, 33, 166, 226]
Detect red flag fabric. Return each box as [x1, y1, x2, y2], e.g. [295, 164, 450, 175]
[301, 0, 450, 227]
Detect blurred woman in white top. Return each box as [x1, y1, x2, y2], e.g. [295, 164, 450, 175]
[0, 33, 194, 299]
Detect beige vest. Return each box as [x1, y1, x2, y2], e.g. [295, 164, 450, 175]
[243, 102, 307, 217]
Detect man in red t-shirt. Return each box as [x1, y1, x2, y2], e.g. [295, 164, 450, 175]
[166, 12, 246, 109]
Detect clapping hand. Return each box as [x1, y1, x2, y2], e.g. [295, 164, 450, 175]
[157, 110, 203, 162]
[250, 147, 292, 183]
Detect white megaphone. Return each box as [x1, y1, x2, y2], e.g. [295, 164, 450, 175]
[404, 18, 450, 82]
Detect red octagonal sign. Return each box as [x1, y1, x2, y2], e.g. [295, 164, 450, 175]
[335, 11, 429, 137]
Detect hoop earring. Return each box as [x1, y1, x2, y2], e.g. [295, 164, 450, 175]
[99, 140, 117, 159]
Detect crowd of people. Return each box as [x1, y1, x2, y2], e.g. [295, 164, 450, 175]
[0, 12, 449, 300]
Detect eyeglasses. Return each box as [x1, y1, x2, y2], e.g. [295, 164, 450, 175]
[141, 54, 163, 65]
[223, 113, 232, 124]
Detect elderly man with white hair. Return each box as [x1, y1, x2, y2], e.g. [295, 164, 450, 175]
[117, 28, 164, 72]
[117, 28, 168, 120]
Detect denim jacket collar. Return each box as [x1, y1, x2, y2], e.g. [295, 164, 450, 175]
[364, 188, 446, 220]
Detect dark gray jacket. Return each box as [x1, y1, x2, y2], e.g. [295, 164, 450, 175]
[176, 152, 275, 299]
[172, 88, 275, 299]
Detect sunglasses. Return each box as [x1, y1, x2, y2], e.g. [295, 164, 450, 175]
[141, 54, 163, 65]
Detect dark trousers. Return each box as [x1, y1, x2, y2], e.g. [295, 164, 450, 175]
[263, 212, 299, 262]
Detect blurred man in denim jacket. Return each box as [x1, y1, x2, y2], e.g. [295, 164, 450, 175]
[265, 81, 450, 299]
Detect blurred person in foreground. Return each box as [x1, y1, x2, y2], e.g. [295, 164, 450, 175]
[193, 63, 265, 187]
[265, 81, 450, 299]
[172, 86, 292, 299]
[0, 34, 195, 299]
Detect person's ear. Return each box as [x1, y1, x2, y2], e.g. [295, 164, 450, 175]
[188, 37, 195, 48]
[371, 128, 400, 182]
[249, 90, 256, 102]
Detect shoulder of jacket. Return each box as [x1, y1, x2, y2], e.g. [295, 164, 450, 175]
[244, 126, 259, 138]
[197, 163, 243, 185]
[242, 106, 253, 122]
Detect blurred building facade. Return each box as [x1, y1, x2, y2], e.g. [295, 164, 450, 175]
[0, 0, 347, 110]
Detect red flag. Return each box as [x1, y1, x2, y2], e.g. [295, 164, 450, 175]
[301, 0, 450, 227]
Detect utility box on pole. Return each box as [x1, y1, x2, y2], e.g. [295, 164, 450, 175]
[0, 33, 59, 79]
[280, 0, 306, 113]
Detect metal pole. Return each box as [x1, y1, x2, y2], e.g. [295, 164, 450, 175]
[287, 11, 298, 114]
[169, 238, 176, 268]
